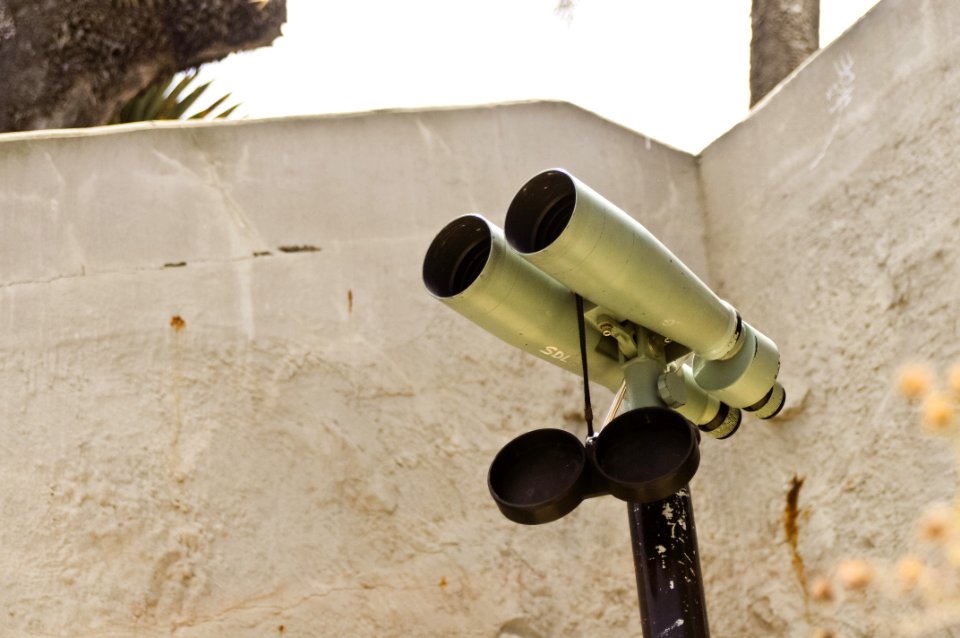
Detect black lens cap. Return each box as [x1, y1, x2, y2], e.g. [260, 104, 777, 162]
[592, 407, 700, 503]
[488, 428, 587, 525]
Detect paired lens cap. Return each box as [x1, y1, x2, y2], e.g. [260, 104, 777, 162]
[488, 407, 700, 525]
[488, 428, 587, 525]
[592, 407, 700, 504]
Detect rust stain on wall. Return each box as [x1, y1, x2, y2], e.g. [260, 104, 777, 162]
[784, 475, 807, 594]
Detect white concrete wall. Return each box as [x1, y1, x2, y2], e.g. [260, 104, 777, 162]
[698, 0, 960, 635]
[4, 0, 958, 634]
[0, 104, 705, 636]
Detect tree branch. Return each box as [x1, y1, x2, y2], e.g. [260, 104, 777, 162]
[750, 0, 819, 107]
[0, 0, 286, 132]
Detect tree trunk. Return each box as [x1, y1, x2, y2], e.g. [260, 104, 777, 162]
[0, 0, 286, 133]
[750, 0, 819, 106]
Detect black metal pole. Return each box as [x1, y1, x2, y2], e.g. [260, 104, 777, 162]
[628, 487, 710, 638]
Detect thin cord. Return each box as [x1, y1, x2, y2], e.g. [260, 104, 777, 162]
[575, 294, 595, 438]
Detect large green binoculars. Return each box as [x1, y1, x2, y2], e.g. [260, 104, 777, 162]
[423, 169, 785, 426]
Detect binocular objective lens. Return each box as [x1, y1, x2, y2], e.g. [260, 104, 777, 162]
[533, 193, 576, 252]
[506, 170, 578, 253]
[423, 216, 492, 298]
[449, 237, 490, 296]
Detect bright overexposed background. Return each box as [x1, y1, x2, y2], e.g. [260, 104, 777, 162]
[197, 0, 881, 153]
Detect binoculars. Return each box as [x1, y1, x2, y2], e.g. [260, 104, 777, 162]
[423, 169, 785, 521]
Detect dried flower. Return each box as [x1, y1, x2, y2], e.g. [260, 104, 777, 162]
[810, 577, 834, 602]
[896, 555, 925, 590]
[836, 558, 875, 590]
[898, 364, 934, 401]
[918, 504, 955, 543]
[921, 393, 955, 432]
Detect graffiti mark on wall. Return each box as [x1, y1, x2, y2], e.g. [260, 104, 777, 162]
[810, 52, 856, 170]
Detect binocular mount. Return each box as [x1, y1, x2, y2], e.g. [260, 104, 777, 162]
[487, 317, 712, 637]
[488, 321, 706, 526]
[423, 169, 786, 638]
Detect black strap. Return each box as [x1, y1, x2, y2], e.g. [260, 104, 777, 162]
[575, 294, 595, 438]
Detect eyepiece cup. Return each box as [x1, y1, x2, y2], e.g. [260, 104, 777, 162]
[699, 403, 742, 440]
[488, 428, 587, 525]
[746, 382, 786, 419]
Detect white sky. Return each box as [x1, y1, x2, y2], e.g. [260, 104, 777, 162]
[197, 0, 881, 153]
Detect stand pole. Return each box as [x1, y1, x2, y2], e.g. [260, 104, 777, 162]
[628, 487, 710, 638]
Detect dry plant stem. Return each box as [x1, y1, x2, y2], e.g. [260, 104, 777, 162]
[953, 435, 960, 519]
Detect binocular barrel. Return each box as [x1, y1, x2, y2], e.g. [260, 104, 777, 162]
[504, 169, 740, 361]
[423, 170, 784, 418]
[504, 169, 783, 415]
[422, 214, 624, 390]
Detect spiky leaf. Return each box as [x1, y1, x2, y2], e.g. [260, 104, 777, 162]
[112, 69, 240, 123]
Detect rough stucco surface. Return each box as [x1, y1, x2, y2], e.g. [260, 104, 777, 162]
[0, 104, 705, 636]
[699, 0, 960, 635]
[3, 0, 957, 635]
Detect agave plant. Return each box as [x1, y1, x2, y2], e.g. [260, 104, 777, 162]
[111, 69, 239, 124]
